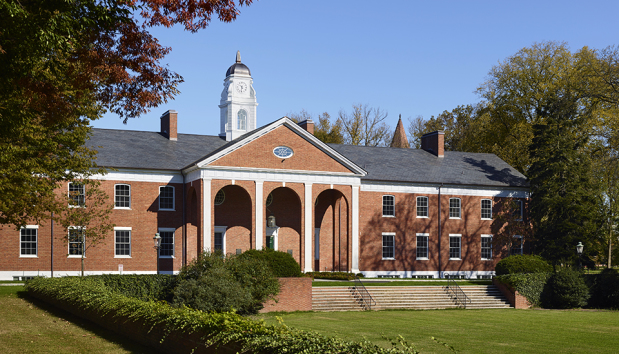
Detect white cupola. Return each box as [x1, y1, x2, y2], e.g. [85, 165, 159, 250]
[219, 51, 257, 141]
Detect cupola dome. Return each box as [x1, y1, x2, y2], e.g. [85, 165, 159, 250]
[225, 51, 251, 77]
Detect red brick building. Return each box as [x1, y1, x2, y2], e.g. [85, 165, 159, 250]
[0, 53, 528, 280]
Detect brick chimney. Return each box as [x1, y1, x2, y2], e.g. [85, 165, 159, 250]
[160, 110, 178, 141]
[420, 131, 444, 157]
[298, 119, 315, 135]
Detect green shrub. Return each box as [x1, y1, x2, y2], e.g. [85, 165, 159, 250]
[94, 274, 177, 302]
[542, 268, 590, 309]
[495, 255, 552, 275]
[25, 276, 419, 354]
[306, 272, 356, 281]
[588, 268, 619, 309]
[174, 251, 280, 315]
[496, 272, 552, 307]
[238, 248, 303, 277]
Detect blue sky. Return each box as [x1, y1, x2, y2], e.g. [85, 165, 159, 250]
[94, 0, 619, 137]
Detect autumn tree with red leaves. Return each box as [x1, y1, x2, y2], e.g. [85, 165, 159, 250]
[0, 0, 253, 227]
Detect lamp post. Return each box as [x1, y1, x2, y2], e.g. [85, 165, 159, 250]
[576, 242, 584, 271]
[153, 233, 161, 275]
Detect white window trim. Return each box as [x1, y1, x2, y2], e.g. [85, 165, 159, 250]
[214, 226, 227, 254]
[515, 200, 523, 221]
[19, 225, 39, 258]
[158, 227, 175, 258]
[159, 186, 175, 211]
[416, 196, 429, 218]
[382, 195, 395, 217]
[449, 233, 462, 260]
[68, 182, 85, 208]
[416, 233, 429, 260]
[481, 199, 492, 220]
[114, 227, 132, 258]
[481, 234, 493, 261]
[382, 232, 395, 260]
[114, 184, 131, 210]
[449, 198, 461, 219]
[67, 227, 85, 258]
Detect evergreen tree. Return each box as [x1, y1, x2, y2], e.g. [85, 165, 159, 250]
[528, 95, 601, 266]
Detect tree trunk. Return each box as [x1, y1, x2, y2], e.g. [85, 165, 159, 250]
[609, 228, 613, 269]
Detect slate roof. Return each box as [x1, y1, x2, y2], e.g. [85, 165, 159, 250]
[328, 144, 528, 188]
[88, 127, 528, 188]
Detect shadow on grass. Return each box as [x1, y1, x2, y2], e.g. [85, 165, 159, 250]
[16, 290, 153, 354]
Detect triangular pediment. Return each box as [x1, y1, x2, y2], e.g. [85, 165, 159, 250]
[191, 118, 365, 175]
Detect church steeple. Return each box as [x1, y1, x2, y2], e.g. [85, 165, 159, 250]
[390, 115, 409, 148]
[219, 51, 258, 141]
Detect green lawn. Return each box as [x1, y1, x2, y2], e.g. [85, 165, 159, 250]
[0, 286, 152, 354]
[258, 309, 619, 353]
[312, 280, 492, 287]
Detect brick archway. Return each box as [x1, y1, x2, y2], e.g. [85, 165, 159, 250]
[213, 185, 252, 255]
[314, 189, 349, 272]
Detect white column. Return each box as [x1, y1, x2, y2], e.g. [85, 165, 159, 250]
[203, 178, 212, 252]
[304, 183, 313, 272]
[255, 181, 264, 250]
[351, 185, 360, 273]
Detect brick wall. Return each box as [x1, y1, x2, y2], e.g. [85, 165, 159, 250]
[260, 277, 313, 313]
[493, 278, 531, 309]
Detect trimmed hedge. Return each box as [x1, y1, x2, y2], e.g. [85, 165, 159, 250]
[306, 272, 360, 281]
[542, 269, 590, 309]
[495, 255, 552, 276]
[496, 272, 552, 307]
[94, 274, 177, 302]
[26, 276, 420, 354]
[588, 268, 619, 309]
[238, 248, 303, 278]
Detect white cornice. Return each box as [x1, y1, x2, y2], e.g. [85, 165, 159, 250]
[361, 181, 529, 198]
[90, 169, 183, 184]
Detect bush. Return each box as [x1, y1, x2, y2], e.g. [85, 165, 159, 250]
[174, 251, 280, 314]
[542, 268, 590, 309]
[94, 274, 177, 302]
[495, 255, 552, 275]
[588, 268, 619, 309]
[306, 272, 357, 281]
[496, 272, 552, 307]
[238, 248, 303, 277]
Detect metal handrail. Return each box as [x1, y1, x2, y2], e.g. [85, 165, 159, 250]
[351, 275, 376, 310]
[445, 274, 472, 309]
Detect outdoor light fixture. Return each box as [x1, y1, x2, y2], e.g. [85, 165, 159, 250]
[153, 233, 161, 275]
[267, 215, 277, 228]
[576, 242, 584, 255]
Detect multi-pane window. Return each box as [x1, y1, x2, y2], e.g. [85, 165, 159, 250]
[159, 230, 174, 257]
[238, 109, 247, 130]
[416, 196, 428, 217]
[416, 233, 429, 259]
[68, 183, 85, 207]
[513, 200, 523, 220]
[510, 235, 523, 255]
[115, 184, 131, 208]
[383, 195, 395, 217]
[68, 229, 84, 256]
[159, 186, 174, 210]
[481, 199, 492, 219]
[481, 235, 492, 260]
[449, 198, 461, 218]
[382, 233, 395, 259]
[449, 234, 461, 259]
[214, 190, 225, 205]
[115, 228, 131, 257]
[20, 226, 38, 256]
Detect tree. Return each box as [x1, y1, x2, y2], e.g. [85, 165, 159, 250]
[408, 104, 481, 151]
[338, 104, 391, 146]
[55, 180, 115, 276]
[0, 0, 253, 227]
[528, 96, 602, 266]
[286, 110, 344, 144]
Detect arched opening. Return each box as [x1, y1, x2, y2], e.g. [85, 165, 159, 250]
[214, 185, 252, 255]
[265, 187, 302, 264]
[314, 189, 349, 272]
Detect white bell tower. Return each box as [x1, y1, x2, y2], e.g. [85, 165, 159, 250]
[219, 51, 257, 141]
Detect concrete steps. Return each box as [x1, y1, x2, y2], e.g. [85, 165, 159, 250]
[312, 285, 511, 311]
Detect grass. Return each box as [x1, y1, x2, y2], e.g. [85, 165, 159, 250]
[0, 286, 152, 353]
[258, 308, 619, 353]
[312, 280, 492, 287]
